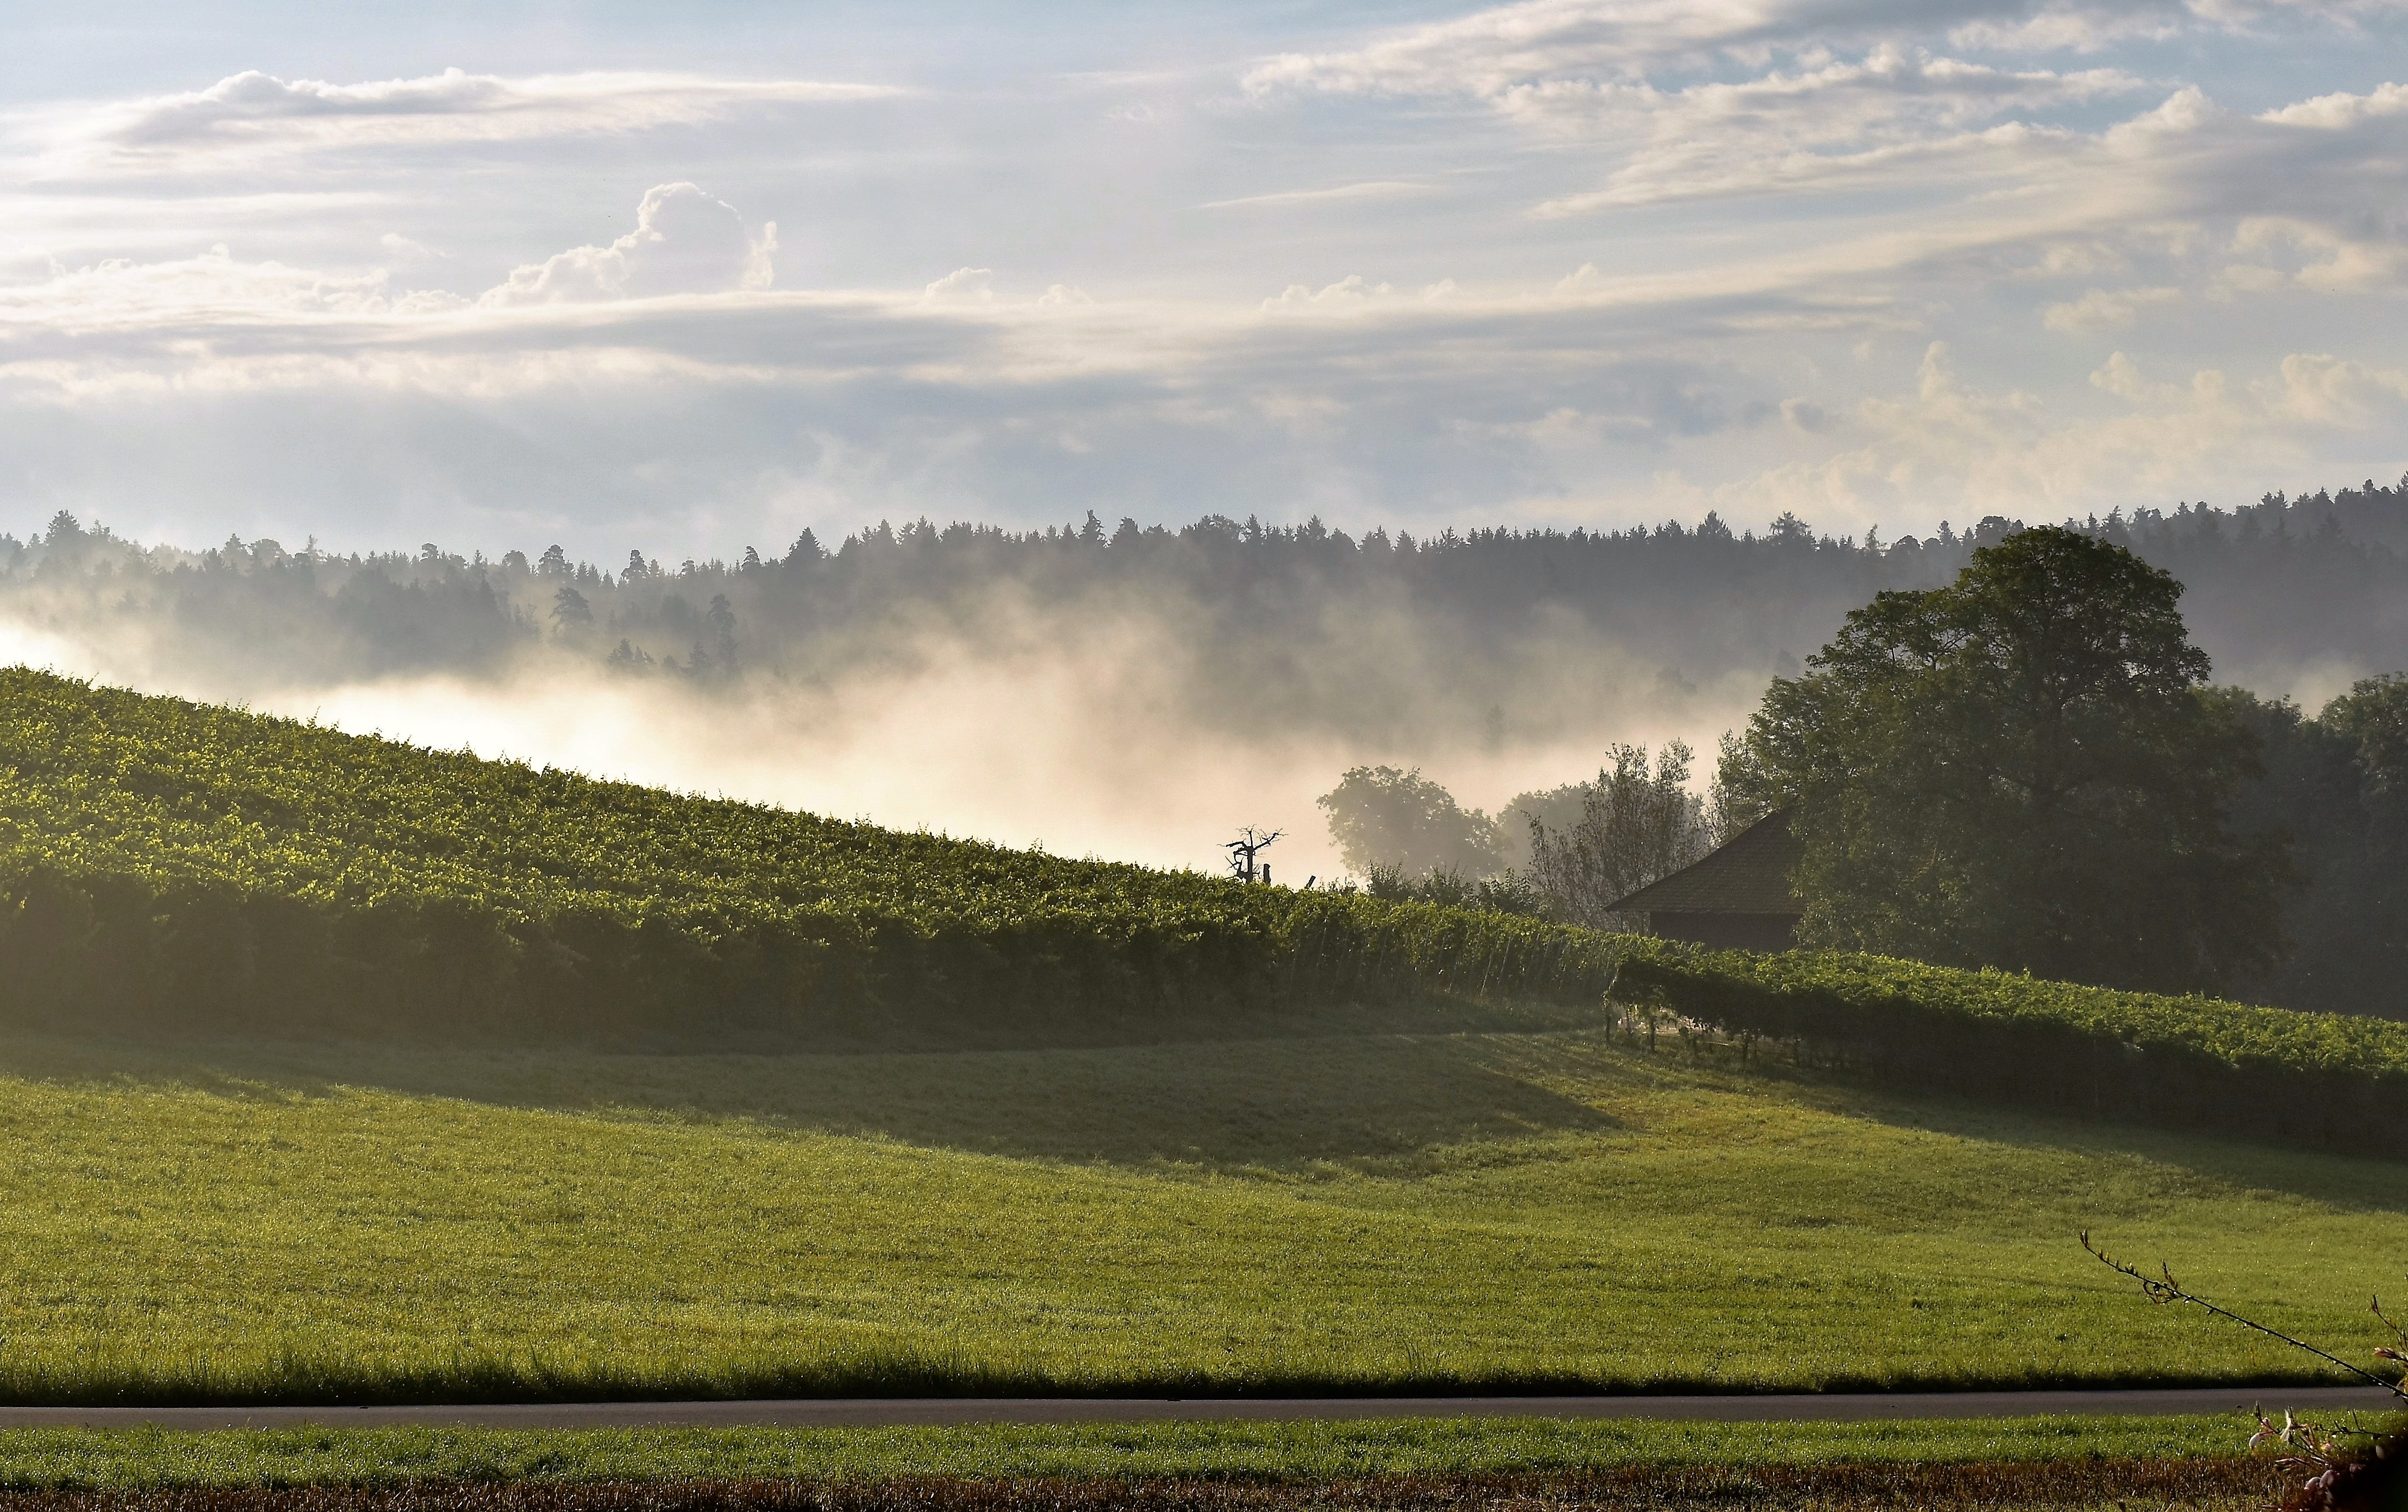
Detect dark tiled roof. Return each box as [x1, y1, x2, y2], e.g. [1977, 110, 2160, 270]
[1608, 809, 1802, 916]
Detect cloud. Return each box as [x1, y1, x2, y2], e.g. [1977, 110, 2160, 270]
[1244, 0, 1919, 99]
[479, 184, 776, 306]
[1242, 0, 2168, 108]
[41, 68, 901, 174]
[1708, 341, 2408, 530]
[1245, 0, 2399, 110]
[4, 14, 2408, 563]
[1263, 274, 1398, 310]
[0, 242, 402, 332]
[1201, 180, 1438, 210]
[2041, 284, 2182, 330]
[1239, 0, 2405, 255]
[1529, 49, 2141, 210]
[379, 232, 443, 261]
[922, 267, 996, 304]
[2229, 215, 2408, 292]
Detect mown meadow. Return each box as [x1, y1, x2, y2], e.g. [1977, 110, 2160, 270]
[0, 1415, 2267, 1486]
[0, 1016, 2398, 1404]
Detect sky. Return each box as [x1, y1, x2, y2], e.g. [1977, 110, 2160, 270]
[5, 0, 2408, 563]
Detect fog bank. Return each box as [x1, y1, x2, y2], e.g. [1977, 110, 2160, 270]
[0, 488, 2400, 879]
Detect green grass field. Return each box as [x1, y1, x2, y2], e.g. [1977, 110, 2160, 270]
[0, 1415, 2266, 1487]
[0, 1011, 2400, 1404]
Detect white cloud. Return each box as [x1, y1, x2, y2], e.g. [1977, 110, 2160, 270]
[1242, 0, 1922, 99]
[1945, 7, 2187, 51]
[2041, 284, 2181, 330]
[1711, 341, 2408, 530]
[39, 68, 901, 175]
[1529, 50, 2140, 211]
[0, 242, 401, 329]
[480, 183, 776, 306]
[1246, 0, 2401, 110]
[1201, 180, 1437, 210]
[2260, 78, 2408, 128]
[2230, 216, 2408, 292]
[1262, 274, 1399, 310]
[379, 232, 443, 261]
[922, 267, 996, 304]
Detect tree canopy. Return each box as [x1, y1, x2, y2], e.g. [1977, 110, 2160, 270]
[1733, 526, 2289, 993]
[1524, 742, 1712, 929]
[2222, 673, 2408, 1013]
[1315, 765, 1504, 879]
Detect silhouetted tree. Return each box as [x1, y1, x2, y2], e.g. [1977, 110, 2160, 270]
[1317, 766, 1503, 878]
[1738, 526, 2289, 993]
[1525, 742, 1710, 929]
[550, 584, 592, 632]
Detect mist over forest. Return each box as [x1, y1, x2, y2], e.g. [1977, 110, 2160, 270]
[2, 476, 2404, 949]
[10, 479, 2406, 716]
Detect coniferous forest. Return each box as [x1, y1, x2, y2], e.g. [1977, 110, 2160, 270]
[1, 478, 2403, 1019]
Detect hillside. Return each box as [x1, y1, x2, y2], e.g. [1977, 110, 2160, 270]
[0, 1021, 2398, 1403]
[0, 670, 1612, 1048]
[7, 670, 2408, 1405]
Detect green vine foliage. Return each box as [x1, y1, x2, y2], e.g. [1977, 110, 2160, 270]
[0, 670, 1621, 1048]
[1613, 943, 2408, 1154]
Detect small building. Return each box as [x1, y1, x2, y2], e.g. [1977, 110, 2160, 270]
[1607, 809, 1802, 951]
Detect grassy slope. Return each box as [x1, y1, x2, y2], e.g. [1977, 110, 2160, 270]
[0, 1020, 2401, 1402]
[0, 1416, 2264, 1487]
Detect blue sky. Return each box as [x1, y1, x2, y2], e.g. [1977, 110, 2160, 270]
[6, 0, 2407, 561]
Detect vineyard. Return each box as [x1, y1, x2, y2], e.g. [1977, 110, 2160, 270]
[13, 666, 2408, 1148]
[1613, 945, 2408, 1155]
[0, 670, 1617, 1048]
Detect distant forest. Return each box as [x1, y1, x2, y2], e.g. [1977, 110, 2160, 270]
[4, 479, 2405, 1021]
[4, 476, 2405, 747]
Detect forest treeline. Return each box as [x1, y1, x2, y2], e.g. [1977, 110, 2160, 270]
[3, 478, 2404, 741]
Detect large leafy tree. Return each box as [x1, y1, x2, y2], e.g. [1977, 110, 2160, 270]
[1735, 526, 2288, 992]
[1316, 765, 1504, 878]
[1524, 742, 1712, 929]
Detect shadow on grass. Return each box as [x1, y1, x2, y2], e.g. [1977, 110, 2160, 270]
[0, 1028, 1621, 1176]
[8, 1013, 2408, 1208]
[1734, 1054, 2408, 1217]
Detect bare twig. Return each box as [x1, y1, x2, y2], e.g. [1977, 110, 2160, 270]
[2080, 1230, 2408, 1397]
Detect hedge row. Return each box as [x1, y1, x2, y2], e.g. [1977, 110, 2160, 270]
[1610, 944, 2408, 1154]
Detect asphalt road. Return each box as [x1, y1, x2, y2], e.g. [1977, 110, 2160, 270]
[0, 1387, 2392, 1431]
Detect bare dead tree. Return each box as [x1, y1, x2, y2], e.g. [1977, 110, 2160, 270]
[1224, 827, 1281, 884]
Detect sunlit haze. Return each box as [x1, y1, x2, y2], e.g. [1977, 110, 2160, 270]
[6, 1, 2406, 871]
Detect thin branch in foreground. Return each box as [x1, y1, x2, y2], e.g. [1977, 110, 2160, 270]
[2080, 1229, 2407, 1398]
